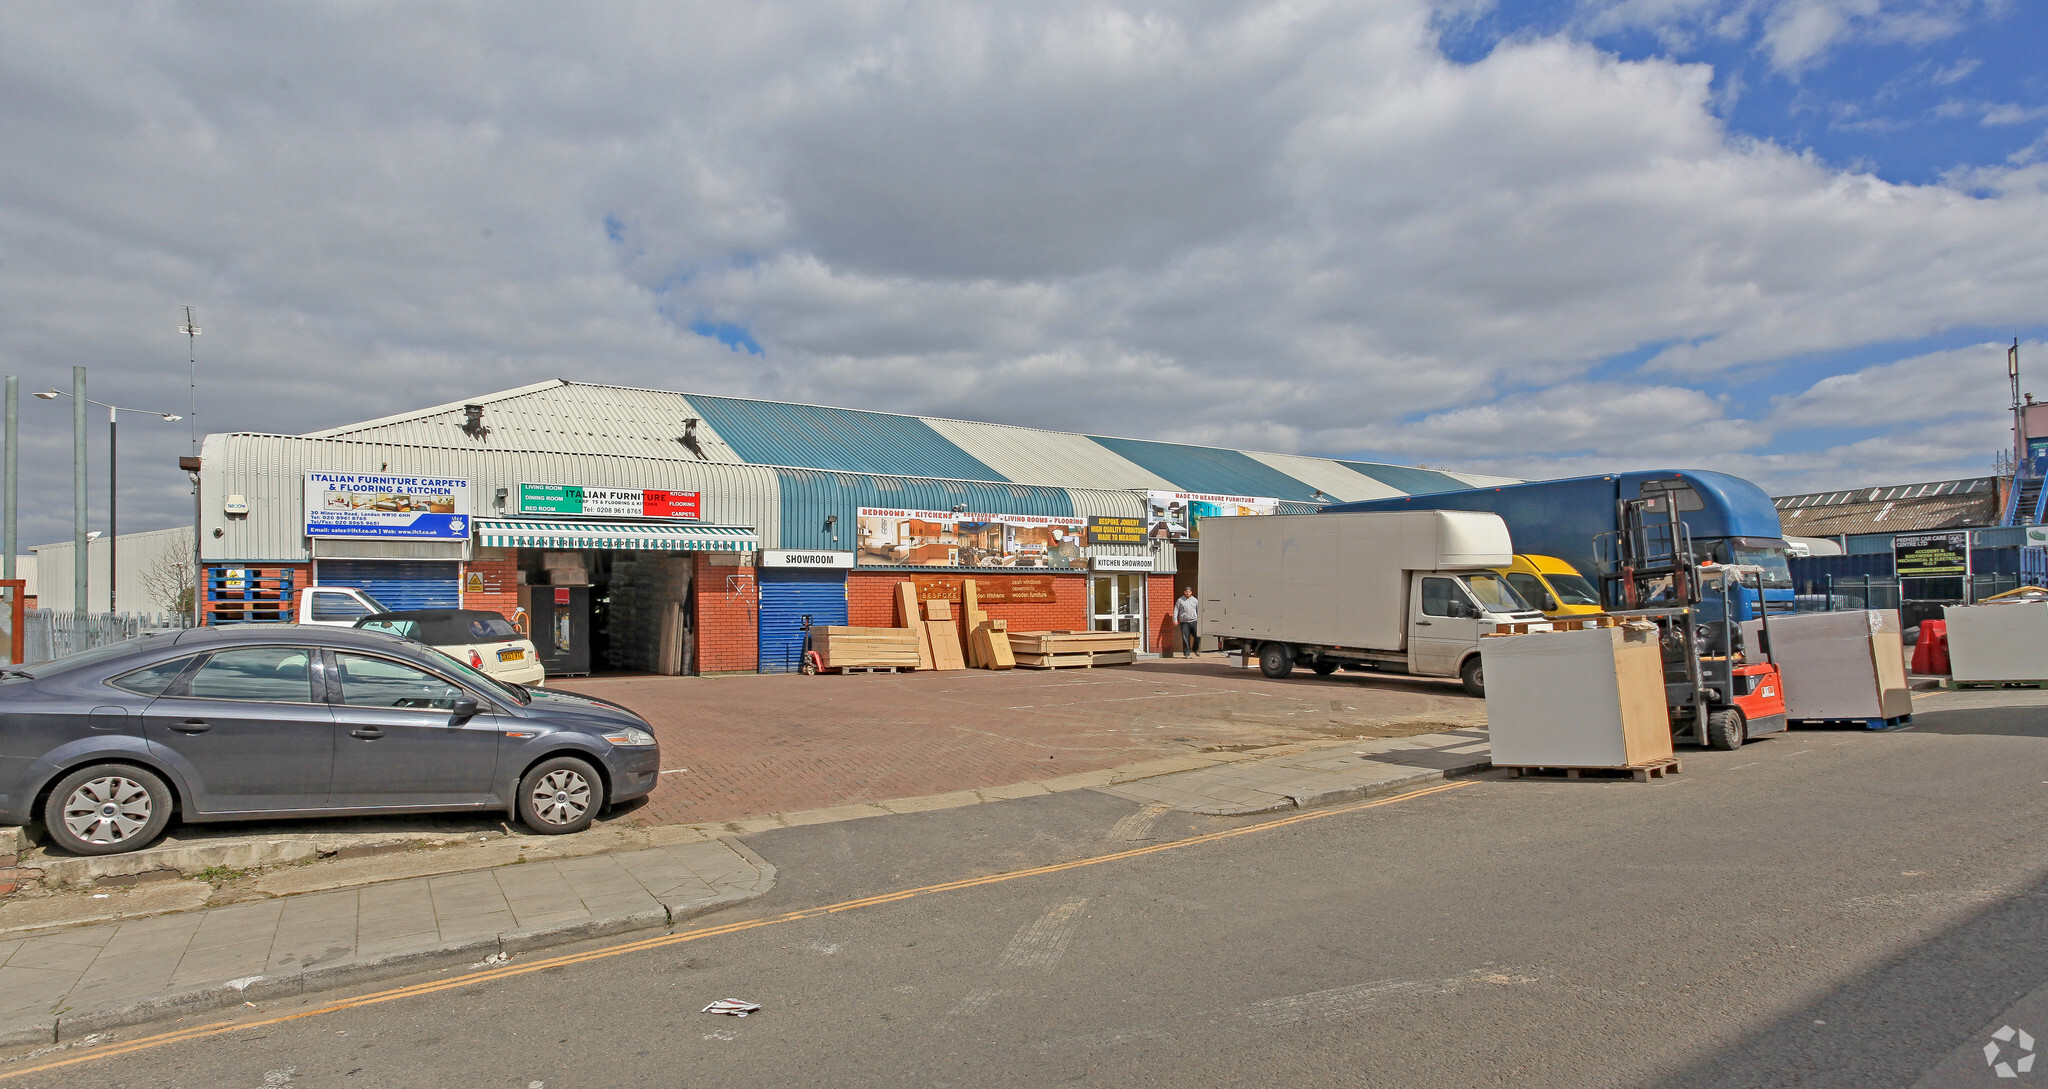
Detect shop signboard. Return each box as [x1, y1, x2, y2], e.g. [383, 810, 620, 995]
[1894, 531, 1971, 578]
[856, 508, 1086, 569]
[760, 549, 856, 569]
[1086, 516, 1146, 546]
[912, 576, 1059, 603]
[1143, 491, 1277, 540]
[305, 473, 471, 540]
[1092, 555, 1155, 571]
[516, 483, 700, 520]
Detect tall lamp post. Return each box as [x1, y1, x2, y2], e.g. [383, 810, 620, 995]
[34, 388, 181, 613]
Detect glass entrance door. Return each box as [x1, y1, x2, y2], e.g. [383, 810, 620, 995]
[1089, 574, 1146, 648]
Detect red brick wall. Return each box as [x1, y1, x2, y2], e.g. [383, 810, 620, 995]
[694, 555, 760, 674]
[1148, 574, 1176, 654]
[847, 573, 1090, 649]
[462, 556, 520, 618]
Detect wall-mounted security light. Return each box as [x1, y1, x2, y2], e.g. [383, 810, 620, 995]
[951, 504, 967, 513]
[494, 487, 509, 512]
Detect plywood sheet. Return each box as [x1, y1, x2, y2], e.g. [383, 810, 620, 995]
[896, 582, 934, 670]
[925, 619, 967, 671]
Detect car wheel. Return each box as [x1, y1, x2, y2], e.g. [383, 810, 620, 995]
[1460, 657, 1486, 698]
[1706, 708, 1746, 751]
[1258, 642, 1294, 679]
[517, 755, 603, 835]
[1310, 660, 1340, 676]
[42, 764, 173, 856]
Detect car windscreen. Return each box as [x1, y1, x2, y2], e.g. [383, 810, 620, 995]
[1465, 573, 1534, 613]
[1727, 545, 1794, 589]
[1545, 572, 1602, 606]
[356, 618, 421, 639]
[417, 613, 521, 644]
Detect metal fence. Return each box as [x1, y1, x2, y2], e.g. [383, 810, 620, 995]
[1792, 574, 2041, 626]
[23, 610, 193, 665]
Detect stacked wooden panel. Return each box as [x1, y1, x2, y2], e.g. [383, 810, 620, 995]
[1007, 631, 1141, 669]
[808, 626, 922, 670]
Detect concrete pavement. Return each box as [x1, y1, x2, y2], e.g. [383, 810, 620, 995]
[0, 725, 1488, 1047]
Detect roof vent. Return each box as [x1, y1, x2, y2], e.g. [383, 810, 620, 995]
[461, 404, 490, 440]
[678, 417, 705, 459]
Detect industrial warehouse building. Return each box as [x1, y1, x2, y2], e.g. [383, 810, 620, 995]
[196, 380, 1514, 674]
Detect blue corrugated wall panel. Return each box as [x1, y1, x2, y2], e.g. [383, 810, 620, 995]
[687, 395, 1008, 482]
[774, 469, 1075, 551]
[315, 560, 462, 611]
[1087, 436, 1322, 500]
[758, 570, 849, 674]
[1336, 462, 1469, 495]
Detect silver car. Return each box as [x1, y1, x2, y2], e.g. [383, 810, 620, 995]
[0, 624, 661, 855]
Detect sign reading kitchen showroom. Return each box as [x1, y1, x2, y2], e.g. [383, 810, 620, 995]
[305, 473, 471, 540]
[759, 550, 855, 569]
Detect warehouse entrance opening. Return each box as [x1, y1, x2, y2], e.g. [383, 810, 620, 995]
[1090, 574, 1146, 646]
[515, 550, 695, 677]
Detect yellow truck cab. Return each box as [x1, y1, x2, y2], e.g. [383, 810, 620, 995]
[1496, 555, 1604, 618]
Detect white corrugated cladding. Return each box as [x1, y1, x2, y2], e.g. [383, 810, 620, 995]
[200, 433, 782, 562]
[1443, 471, 1524, 488]
[922, 417, 1176, 490]
[305, 380, 751, 465]
[1061, 488, 1177, 574]
[1239, 452, 1406, 503]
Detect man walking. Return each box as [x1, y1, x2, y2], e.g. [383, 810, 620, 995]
[1175, 586, 1200, 657]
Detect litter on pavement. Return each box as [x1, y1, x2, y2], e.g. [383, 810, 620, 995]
[702, 999, 762, 1017]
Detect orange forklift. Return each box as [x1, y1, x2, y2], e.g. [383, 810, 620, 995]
[1596, 498, 1787, 750]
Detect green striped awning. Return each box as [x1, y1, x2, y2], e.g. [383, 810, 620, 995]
[474, 519, 758, 552]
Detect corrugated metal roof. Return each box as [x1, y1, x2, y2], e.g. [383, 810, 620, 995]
[922, 417, 1176, 491]
[1775, 477, 1996, 510]
[687, 395, 1006, 481]
[1087, 436, 1324, 500]
[1774, 491, 2000, 537]
[310, 381, 753, 465]
[1336, 461, 1470, 495]
[772, 469, 1075, 553]
[1240, 451, 1405, 503]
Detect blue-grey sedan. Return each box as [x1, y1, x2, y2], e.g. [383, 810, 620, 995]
[0, 624, 661, 855]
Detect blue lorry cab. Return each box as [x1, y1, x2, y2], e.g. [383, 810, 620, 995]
[1320, 470, 1793, 620]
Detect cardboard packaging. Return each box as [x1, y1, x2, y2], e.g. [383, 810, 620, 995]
[1481, 624, 1672, 768]
[1745, 609, 1910, 722]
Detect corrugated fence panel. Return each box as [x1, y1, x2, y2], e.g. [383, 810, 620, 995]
[688, 396, 1007, 482]
[315, 560, 461, 610]
[758, 570, 849, 674]
[774, 470, 1075, 552]
[1087, 436, 1323, 501]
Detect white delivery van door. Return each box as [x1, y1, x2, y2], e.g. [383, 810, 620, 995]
[1411, 575, 1482, 676]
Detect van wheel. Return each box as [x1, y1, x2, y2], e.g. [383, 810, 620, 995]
[42, 764, 173, 856]
[1259, 643, 1294, 679]
[1459, 657, 1485, 697]
[1706, 709, 1746, 751]
[1310, 660, 1339, 676]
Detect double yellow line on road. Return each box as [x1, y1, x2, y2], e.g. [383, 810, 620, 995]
[2, 777, 1478, 1081]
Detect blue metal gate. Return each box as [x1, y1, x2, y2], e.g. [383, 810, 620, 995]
[758, 569, 848, 673]
[315, 560, 461, 612]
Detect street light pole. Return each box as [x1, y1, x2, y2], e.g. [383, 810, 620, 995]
[3, 376, 15, 585]
[108, 405, 119, 612]
[72, 366, 86, 615]
[33, 386, 180, 618]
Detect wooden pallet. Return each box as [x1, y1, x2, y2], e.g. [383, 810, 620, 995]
[1790, 714, 1912, 731]
[1506, 757, 1684, 783]
[1488, 615, 1620, 637]
[1013, 652, 1101, 670]
[1948, 679, 2048, 689]
[829, 665, 908, 674]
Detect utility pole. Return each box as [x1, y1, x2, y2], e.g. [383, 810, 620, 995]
[72, 366, 86, 614]
[3, 376, 15, 585]
[2012, 339, 2024, 464]
[182, 307, 201, 627]
[108, 405, 119, 613]
[181, 307, 199, 453]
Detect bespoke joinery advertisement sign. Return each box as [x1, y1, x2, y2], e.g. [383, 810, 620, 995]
[912, 576, 1059, 603]
[856, 508, 1087, 569]
[517, 483, 700, 519]
[1894, 531, 1971, 578]
[1086, 516, 1146, 546]
[305, 473, 470, 540]
[1143, 491, 1278, 540]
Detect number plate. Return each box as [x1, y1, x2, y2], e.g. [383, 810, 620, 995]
[497, 648, 525, 662]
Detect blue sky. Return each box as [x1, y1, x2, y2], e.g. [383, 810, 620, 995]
[2, 0, 2047, 550]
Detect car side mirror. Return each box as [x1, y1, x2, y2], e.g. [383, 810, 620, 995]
[1449, 601, 1477, 619]
[451, 696, 479, 722]
[1541, 593, 1558, 611]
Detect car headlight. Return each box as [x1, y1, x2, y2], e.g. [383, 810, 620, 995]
[601, 727, 657, 747]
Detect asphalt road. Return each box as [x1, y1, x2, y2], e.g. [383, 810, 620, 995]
[5, 688, 2046, 1089]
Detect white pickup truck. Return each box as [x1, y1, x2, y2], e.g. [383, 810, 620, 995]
[295, 585, 392, 626]
[1198, 510, 1548, 695]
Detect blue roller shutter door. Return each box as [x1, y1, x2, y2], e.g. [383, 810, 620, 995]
[316, 560, 462, 612]
[758, 569, 848, 673]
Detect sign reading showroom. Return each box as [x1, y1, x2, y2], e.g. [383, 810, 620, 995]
[305, 473, 471, 540]
[759, 550, 855, 569]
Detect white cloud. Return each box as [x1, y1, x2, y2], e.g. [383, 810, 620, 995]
[0, 1, 2043, 547]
